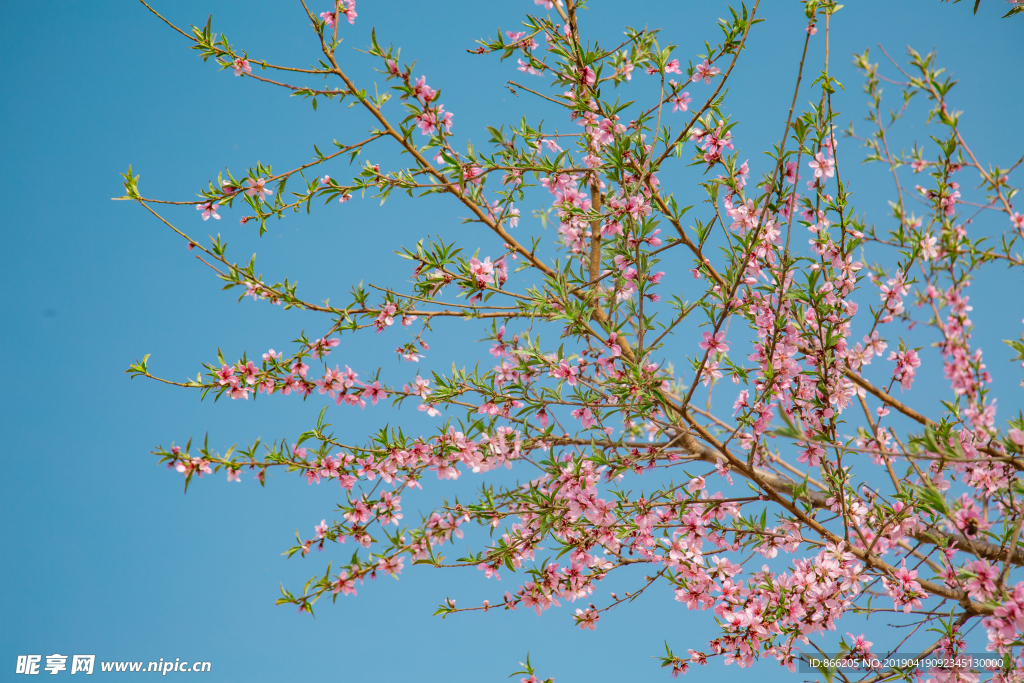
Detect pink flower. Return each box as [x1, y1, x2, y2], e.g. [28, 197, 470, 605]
[494, 257, 508, 286]
[244, 177, 273, 198]
[311, 336, 341, 358]
[579, 65, 596, 87]
[175, 457, 212, 477]
[232, 58, 251, 76]
[197, 202, 220, 221]
[808, 152, 835, 180]
[397, 346, 422, 362]
[541, 138, 562, 153]
[993, 582, 1024, 635]
[550, 359, 578, 386]
[332, 571, 357, 596]
[361, 381, 387, 406]
[412, 76, 436, 103]
[1009, 428, 1024, 447]
[965, 559, 998, 601]
[1011, 212, 1024, 229]
[375, 302, 397, 331]
[732, 390, 749, 415]
[575, 606, 600, 630]
[883, 560, 924, 613]
[670, 91, 692, 113]
[698, 330, 728, 353]
[242, 281, 261, 301]
[888, 348, 921, 390]
[920, 233, 938, 261]
[665, 59, 682, 74]
[315, 519, 329, 539]
[571, 406, 597, 429]
[798, 443, 823, 467]
[517, 58, 541, 76]
[320, 2, 355, 27]
[463, 165, 483, 184]
[378, 555, 404, 576]
[344, 499, 372, 523]
[216, 365, 236, 386]
[339, 0, 356, 24]
[470, 257, 495, 286]
[700, 359, 723, 386]
[846, 633, 874, 660]
[692, 59, 720, 84]
[478, 562, 502, 580]
[239, 360, 259, 385]
[606, 332, 621, 357]
[784, 161, 798, 183]
[414, 105, 454, 136]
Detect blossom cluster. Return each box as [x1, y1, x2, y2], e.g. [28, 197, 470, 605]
[126, 1, 1024, 680]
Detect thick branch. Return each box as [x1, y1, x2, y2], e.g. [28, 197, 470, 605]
[685, 439, 1024, 567]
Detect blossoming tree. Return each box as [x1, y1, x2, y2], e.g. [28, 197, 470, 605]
[121, 0, 1024, 680]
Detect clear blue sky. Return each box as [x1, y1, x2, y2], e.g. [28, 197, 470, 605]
[2, 1, 1022, 681]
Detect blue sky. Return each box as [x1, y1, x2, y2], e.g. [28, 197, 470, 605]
[2, 1, 1023, 681]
